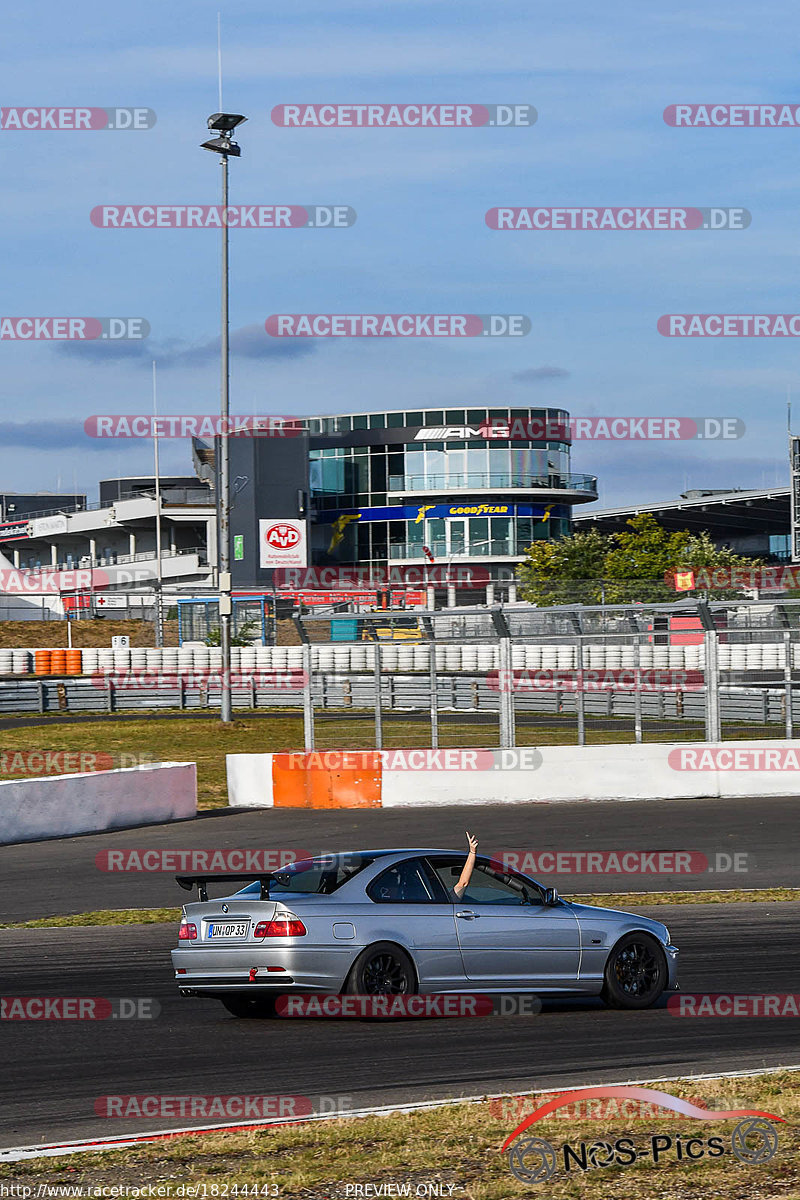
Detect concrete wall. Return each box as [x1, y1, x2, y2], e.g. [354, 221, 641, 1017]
[0, 762, 197, 844]
[226, 753, 275, 809]
[226, 743, 800, 808]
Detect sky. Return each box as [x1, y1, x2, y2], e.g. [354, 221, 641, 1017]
[2, 0, 800, 510]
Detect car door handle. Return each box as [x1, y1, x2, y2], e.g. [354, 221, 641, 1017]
[456, 910, 479, 920]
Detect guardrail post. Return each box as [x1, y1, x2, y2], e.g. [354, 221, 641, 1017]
[785, 630, 793, 739]
[302, 643, 314, 751]
[704, 627, 721, 742]
[575, 637, 585, 746]
[498, 633, 514, 748]
[633, 636, 643, 744]
[429, 642, 439, 749]
[373, 642, 383, 750]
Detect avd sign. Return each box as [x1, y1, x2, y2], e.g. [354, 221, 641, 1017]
[259, 519, 307, 568]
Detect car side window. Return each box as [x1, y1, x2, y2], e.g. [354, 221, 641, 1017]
[430, 858, 539, 906]
[367, 858, 437, 904]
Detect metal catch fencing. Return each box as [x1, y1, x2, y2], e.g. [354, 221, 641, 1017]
[2, 598, 800, 752]
[291, 598, 800, 751]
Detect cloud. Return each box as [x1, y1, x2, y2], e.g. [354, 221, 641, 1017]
[56, 324, 316, 367]
[512, 366, 571, 383]
[0, 421, 118, 450]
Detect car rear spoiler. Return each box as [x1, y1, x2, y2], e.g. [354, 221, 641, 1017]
[175, 873, 276, 902]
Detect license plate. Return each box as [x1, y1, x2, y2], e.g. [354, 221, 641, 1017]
[207, 921, 249, 939]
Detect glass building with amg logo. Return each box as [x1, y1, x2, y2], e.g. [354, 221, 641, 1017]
[212, 405, 598, 605]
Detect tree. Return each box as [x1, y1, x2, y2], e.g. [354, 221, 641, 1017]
[603, 514, 690, 603]
[516, 530, 608, 606]
[516, 513, 767, 606]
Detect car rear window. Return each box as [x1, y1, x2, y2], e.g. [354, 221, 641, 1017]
[235, 854, 375, 897]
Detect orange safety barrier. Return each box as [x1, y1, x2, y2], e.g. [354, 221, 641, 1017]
[271, 751, 382, 808]
[50, 650, 67, 676]
[65, 650, 83, 675]
[34, 650, 52, 675]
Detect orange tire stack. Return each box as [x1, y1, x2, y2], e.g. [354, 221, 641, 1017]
[34, 650, 52, 675]
[50, 649, 67, 676]
[65, 649, 82, 675]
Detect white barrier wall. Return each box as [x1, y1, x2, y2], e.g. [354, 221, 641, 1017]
[0, 762, 197, 844]
[380, 743, 800, 805]
[226, 742, 800, 808]
[226, 754, 275, 809]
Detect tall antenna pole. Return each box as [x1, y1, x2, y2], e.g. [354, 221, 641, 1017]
[153, 361, 164, 647]
[217, 13, 223, 110]
[790, 385, 798, 564]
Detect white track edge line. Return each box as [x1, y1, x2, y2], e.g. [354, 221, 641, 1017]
[1, 1063, 798, 1163]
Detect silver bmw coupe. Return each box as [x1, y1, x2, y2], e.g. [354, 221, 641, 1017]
[171, 850, 679, 1017]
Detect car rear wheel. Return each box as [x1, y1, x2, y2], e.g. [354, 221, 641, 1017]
[601, 933, 667, 1009]
[219, 994, 278, 1018]
[344, 942, 417, 996]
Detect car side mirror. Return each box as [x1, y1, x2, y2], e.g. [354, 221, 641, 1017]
[544, 887, 559, 906]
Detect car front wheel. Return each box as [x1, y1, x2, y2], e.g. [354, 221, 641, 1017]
[601, 933, 667, 1009]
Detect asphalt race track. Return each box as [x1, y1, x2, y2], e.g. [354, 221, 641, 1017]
[1, 799, 798, 1150]
[1, 796, 798, 922]
[1, 906, 798, 1148]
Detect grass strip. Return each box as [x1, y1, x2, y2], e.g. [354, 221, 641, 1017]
[0, 714, 793, 809]
[2, 888, 798, 929]
[572, 887, 800, 906]
[0, 1070, 796, 1198]
[0, 907, 181, 929]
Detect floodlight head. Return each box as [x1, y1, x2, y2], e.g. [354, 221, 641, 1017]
[207, 112, 247, 132]
[201, 135, 241, 156]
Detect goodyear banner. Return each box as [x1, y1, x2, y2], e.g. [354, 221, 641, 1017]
[317, 502, 558, 524]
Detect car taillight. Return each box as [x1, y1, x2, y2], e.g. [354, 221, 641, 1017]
[179, 922, 197, 941]
[254, 918, 307, 938]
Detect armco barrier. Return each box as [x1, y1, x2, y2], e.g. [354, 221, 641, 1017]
[0, 762, 197, 844]
[226, 742, 800, 808]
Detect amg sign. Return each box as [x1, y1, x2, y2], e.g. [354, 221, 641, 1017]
[413, 417, 570, 442]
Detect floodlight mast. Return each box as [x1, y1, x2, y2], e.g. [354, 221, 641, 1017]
[201, 112, 247, 723]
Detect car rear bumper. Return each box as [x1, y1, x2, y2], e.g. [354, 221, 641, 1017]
[171, 945, 352, 992]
